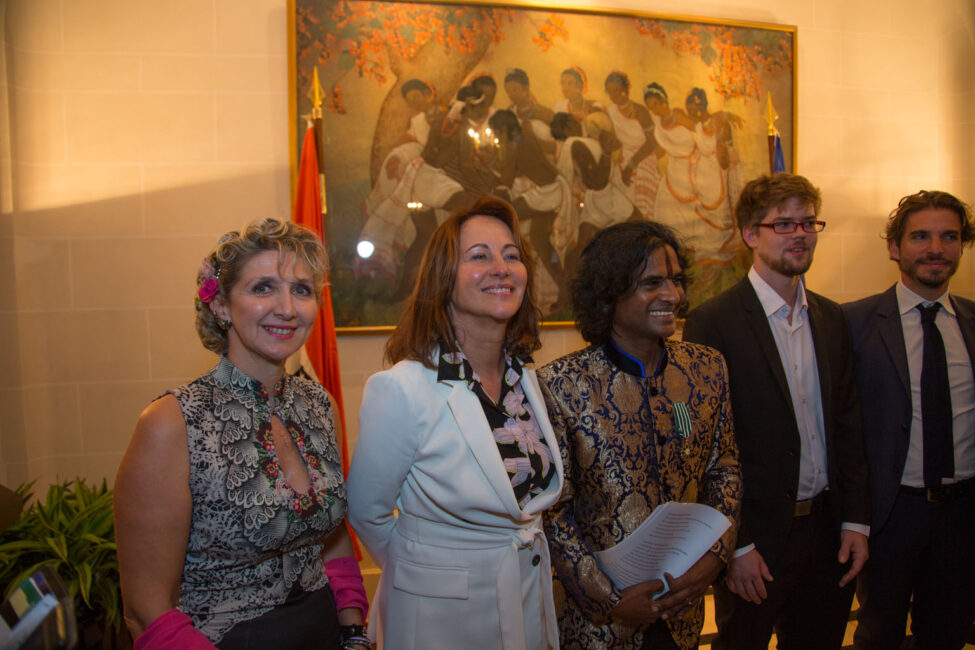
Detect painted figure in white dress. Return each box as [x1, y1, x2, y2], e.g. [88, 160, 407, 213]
[603, 71, 659, 219]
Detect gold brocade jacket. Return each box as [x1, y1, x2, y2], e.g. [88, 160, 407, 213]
[538, 340, 742, 650]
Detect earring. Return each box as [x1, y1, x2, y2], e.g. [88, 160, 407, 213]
[217, 317, 231, 330]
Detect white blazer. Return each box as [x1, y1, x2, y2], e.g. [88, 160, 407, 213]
[347, 358, 564, 650]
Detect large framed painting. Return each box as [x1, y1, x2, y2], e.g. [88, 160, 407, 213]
[289, 0, 796, 332]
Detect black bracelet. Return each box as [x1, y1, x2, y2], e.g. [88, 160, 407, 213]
[340, 624, 367, 642]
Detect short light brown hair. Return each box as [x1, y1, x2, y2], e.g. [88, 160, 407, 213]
[735, 173, 822, 234]
[384, 197, 541, 368]
[885, 190, 974, 248]
[195, 218, 327, 353]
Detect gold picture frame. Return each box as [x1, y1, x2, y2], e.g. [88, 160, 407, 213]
[289, 0, 796, 332]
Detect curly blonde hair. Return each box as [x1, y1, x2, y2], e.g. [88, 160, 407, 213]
[195, 218, 328, 353]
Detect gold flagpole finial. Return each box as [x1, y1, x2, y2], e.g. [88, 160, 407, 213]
[764, 92, 779, 137]
[308, 67, 325, 120]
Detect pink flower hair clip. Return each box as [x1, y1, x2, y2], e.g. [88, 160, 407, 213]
[197, 257, 220, 303]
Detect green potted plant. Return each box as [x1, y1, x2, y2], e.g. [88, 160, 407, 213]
[0, 478, 130, 649]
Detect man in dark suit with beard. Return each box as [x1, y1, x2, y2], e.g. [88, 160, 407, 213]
[843, 190, 975, 649]
[683, 173, 870, 649]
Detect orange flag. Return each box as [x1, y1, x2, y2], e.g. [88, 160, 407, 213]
[293, 126, 361, 557]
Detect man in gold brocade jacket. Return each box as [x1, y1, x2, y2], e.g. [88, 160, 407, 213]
[538, 221, 742, 649]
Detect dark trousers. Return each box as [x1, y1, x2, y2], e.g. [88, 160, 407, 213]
[216, 585, 341, 650]
[641, 621, 680, 649]
[854, 489, 975, 650]
[712, 506, 855, 650]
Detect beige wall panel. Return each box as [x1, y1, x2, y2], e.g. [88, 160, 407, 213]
[802, 84, 889, 121]
[49, 453, 124, 487]
[336, 336, 388, 375]
[842, 33, 938, 93]
[62, 0, 143, 53]
[71, 236, 214, 309]
[810, 0, 892, 33]
[147, 307, 219, 381]
[887, 89, 946, 125]
[141, 56, 220, 93]
[10, 89, 65, 165]
[951, 253, 974, 297]
[213, 56, 288, 94]
[1, 463, 30, 488]
[6, 0, 63, 51]
[79, 380, 172, 454]
[798, 115, 853, 176]
[797, 29, 845, 86]
[18, 309, 149, 385]
[0, 313, 22, 389]
[12, 52, 140, 93]
[339, 381, 365, 456]
[944, 26, 975, 95]
[142, 55, 288, 94]
[11, 164, 144, 237]
[0, 388, 27, 463]
[23, 384, 82, 460]
[837, 233, 902, 295]
[815, 176, 890, 224]
[143, 164, 290, 236]
[887, 0, 951, 37]
[802, 233, 845, 295]
[136, 0, 215, 54]
[0, 236, 16, 312]
[64, 0, 212, 55]
[65, 93, 215, 164]
[215, 0, 287, 55]
[215, 94, 288, 162]
[25, 457, 58, 493]
[13, 238, 72, 311]
[536, 328, 587, 365]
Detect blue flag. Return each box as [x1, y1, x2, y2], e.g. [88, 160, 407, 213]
[773, 132, 786, 173]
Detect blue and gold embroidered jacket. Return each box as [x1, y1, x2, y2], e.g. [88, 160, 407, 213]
[539, 339, 741, 650]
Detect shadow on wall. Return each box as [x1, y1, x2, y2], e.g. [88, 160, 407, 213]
[1, 168, 293, 490]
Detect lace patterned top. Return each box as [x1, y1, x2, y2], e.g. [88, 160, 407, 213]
[170, 356, 348, 643]
[437, 346, 555, 507]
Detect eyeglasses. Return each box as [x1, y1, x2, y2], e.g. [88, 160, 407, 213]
[756, 220, 827, 234]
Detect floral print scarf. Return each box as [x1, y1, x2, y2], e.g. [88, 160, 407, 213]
[438, 345, 556, 508]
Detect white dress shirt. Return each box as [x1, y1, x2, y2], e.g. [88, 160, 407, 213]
[895, 281, 975, 487]
[749, 267, 828, 499]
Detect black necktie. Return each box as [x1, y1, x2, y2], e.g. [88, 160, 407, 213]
[918, 303, 954, 487]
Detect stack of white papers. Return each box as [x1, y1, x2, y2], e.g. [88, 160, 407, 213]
[594, 501, 731, 590]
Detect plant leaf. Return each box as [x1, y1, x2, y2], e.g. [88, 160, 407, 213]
[77, 562, 93, 606]
[45, 535, 69, 561]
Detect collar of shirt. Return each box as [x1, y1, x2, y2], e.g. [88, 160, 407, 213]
[895, 280, 956, 317]
[747, 266, 808, 321]
[604, 338, 668, 379]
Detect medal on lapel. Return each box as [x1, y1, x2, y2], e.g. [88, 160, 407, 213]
[672, 402, 693, 458]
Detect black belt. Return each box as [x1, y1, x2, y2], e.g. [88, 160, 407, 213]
[899, 476, 975, 502]
[793, 490, 828, 517]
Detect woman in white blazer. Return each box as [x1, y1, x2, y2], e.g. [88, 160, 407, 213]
[347, 197, 564, 650]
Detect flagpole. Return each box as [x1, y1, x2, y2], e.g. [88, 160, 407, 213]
[764, 92, 778, 174]
[294, 67, 361, 557]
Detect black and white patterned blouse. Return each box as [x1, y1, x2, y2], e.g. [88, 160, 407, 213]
[437, 345, 555, 507]
[169, 356, 347, 642]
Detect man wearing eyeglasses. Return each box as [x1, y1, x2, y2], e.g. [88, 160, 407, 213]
[683, 173, 870, 649]
[843, 191, 975, 649]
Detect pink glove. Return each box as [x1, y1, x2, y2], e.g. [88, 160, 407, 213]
[134, 609, 217, 650]
[324, 556, 369, 618]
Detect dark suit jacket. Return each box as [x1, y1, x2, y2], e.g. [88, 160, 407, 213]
[683, 277, 870, 570]
[842, 285, 975, 533]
